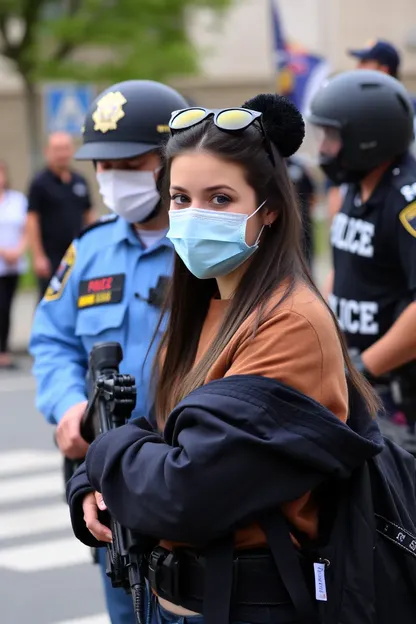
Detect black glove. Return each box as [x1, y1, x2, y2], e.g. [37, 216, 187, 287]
[348, 349, 390, 386]
[349, 350, 369, 376]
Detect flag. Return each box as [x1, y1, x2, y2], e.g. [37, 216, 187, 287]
[270, 0, 330, 115]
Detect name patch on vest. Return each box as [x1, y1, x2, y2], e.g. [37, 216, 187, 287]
[331, 213, 375, 258]
[78, 274, 125, 308]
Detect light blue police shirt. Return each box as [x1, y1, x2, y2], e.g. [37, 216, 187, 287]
[29, 216, 172, 424]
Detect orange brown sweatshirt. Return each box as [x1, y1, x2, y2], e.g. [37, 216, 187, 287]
[161, 281, 348, 550]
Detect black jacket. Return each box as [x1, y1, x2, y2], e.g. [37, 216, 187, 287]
[67, 375, 416, 623]
[67, 375, 383, 543]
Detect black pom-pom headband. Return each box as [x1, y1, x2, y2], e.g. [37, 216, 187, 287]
[242, 94, 305, 158]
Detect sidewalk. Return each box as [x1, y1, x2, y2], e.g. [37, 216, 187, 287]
[10, 290, 37, 354]
[9, 255, 331, 355]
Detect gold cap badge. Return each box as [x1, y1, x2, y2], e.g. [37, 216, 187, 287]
[92, 91, 127, 134]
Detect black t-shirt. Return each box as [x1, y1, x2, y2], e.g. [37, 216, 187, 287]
[330, 153, 416, 353]
[27, 168, 91, 268]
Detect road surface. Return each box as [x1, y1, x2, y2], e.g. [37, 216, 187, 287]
[0, 357, 110, 624]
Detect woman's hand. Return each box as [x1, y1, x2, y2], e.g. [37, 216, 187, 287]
[82, 491, 112, 543]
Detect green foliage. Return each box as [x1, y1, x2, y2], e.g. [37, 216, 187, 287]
[0, 0, 232, 83]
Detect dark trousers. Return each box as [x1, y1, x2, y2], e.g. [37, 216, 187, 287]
[0, 274, 19, 353]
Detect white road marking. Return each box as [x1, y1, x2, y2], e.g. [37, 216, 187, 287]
[0, 449, 61, 477]
[0, 472, 63, 504]
[54, 615, 110, 624]
[0, 536, 91, 571]
[0, 444, 109, 622]
[0, 502, 70, 540]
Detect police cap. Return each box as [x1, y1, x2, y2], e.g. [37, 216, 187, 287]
[309, 70, 414, 173]
[76, 80, 188, 161]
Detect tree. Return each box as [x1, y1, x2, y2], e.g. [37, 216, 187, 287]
[0, 0, 231, 171]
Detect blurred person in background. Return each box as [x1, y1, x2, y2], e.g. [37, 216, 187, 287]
[0, 160, 27, 370]
[30, 80, 189, 624]
[26, 132, 96, 300]
[287, 156, 317, 268]
[348, 39, 401, 77]
[310, 69, 416, 453]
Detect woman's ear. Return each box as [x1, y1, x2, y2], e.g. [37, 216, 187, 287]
[263, 208, 278, 227]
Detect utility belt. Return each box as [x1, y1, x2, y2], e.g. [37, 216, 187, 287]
[348, 348, 416, 425]
[146, 545, 317, 617]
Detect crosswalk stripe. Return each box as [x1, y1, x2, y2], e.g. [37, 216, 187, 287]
[54, 614, 110, 624]
[0, 472, 63, 504]
[0, 535, 91, 571]
[0, 449, 61, 477]
[0, 502, 70, 540]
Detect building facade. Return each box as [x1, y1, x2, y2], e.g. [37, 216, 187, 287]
[0, 0, 415, 198]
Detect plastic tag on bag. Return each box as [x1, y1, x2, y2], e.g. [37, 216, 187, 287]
[313, 562, 328, 601]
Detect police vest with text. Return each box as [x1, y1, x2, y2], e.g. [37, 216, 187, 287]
[330, 154, 416, 355]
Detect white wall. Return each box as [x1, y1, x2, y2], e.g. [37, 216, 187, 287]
[189, 0, 275, 81]
[190, 0, 416, 80]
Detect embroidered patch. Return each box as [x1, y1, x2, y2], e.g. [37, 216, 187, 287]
[78, 274, 125, 308]
[44, 244, 76, 302]
[399, 201, 416, 238]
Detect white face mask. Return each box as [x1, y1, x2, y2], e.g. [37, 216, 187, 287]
[96, 169, 160, 223]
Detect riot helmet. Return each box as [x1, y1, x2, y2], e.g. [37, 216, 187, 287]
[76, 80, 189, 160]
[309, 70, 414, 184]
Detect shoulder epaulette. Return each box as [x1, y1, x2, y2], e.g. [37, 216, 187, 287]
[78, 214, 118, 239]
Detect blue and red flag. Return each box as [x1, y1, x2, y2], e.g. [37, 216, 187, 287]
[270, 0, 330, 115]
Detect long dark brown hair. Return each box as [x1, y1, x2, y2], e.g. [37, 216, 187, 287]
[153, 119, 380, 426]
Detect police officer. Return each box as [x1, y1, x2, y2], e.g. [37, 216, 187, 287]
[29, 79, 188, 624]
[309, 70, 416, 451]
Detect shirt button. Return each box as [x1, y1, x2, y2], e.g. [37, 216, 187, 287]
[393, 168, 400, 176]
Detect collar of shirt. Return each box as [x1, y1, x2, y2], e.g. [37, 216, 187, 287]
[47, 168, 74, 184]
[110, 215, 173, 252]
[349, 155, 406, 217]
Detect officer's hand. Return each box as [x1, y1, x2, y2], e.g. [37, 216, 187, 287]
[56, 401, 89, 460]
[83, 492, 112, 543]
[33, 254, 51, 278]
[0, 248, 20, 264]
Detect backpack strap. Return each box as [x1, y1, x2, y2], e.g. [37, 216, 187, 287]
[259, 509, 320, 624]
[203, 535, 234, 624]
[375, 514, 416, 559]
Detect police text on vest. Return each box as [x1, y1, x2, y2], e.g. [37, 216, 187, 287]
[331, 213, 375, 258]
[328, 294, 379, 335]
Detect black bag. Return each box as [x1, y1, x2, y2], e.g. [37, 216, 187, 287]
[262, 441, 416, 624]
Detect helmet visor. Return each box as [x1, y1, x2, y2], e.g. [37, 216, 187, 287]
[313, 126, 343, 158]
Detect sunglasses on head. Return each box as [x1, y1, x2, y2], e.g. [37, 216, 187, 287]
[169, 107, 276, 166]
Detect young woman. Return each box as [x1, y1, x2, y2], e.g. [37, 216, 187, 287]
[0, 161, 27, 369]
[67, 96, 387, 624]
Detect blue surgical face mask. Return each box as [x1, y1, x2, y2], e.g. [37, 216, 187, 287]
[167, 200, 267, 279]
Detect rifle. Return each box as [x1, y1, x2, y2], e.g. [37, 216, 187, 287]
[80, 341, 148, 624]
